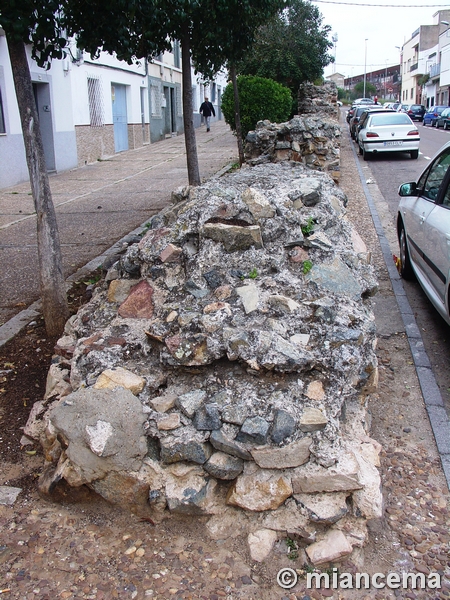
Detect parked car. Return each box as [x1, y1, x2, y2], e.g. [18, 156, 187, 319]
[353, 98, 374, 105]
[349, 105, 377, 139]
[346, 104, 357, 123]
[423, 105, 449, 127]
[404, 104, 426, 122]
[356, 110, 419, 160]
[436, 107, 450, 129]
[397, 141, 450, 325]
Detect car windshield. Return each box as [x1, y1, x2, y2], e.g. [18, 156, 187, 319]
[369, 114, 412, 126]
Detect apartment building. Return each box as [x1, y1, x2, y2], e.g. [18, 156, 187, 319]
[399, 10, 450, 107]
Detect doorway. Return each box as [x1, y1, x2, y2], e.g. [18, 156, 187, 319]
[32, 82, 56, 171]
[112, 84, 128, 153]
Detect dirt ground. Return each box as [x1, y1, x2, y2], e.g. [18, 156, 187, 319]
[0, 130, 449, 600]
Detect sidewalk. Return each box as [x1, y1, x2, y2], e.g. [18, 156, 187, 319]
[0, 121, 237, 328]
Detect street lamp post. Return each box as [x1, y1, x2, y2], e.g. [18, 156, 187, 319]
[395, 45, 402, 101]
[384, 61, 388, 99]
[364, 39, 368, 98]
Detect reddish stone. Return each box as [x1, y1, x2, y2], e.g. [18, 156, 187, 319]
[84, 332, 102, 345]
[53, 343, 75, 359]
[118, 280, 154, 319]
[165, 334, 181, 354]
[290, 246, 309, 263]
[105, 336, 127, 347]
[159, 243, 182, 263]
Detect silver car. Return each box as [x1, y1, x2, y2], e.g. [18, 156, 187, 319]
[357, 111, 420, 160]
[397, 141, 450, 324]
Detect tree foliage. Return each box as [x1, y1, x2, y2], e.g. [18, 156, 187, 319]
[221, 75, 292, 138]
[237, 0, 333, 95]
[353, 81, 377, 98]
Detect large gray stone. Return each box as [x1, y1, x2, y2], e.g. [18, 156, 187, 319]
[0, 486, 22, 506]
[306, 257, 362, 301]
[160, 434, 213, 465]
[48, 387, 148, 483]
[210, 429, 252, 460]
[192, 403, 221, 431]
[251, 438, 311, 469]
[236, 416, 270, 445]
[176, 389, 207, 418]
[204, 452, 244, 480]
[271, 409, 296, 444]
[203, 223, 263, 252]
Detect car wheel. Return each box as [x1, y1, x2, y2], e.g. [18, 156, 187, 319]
[431, 120, 436, 127]
[363, 147, 370, 161]
[358, 142, 363, 155]
[445, 122, 449, 130]
[399, 223, 414, 280]
[422, 120, 427, 126]
[410, 149, 419, 159]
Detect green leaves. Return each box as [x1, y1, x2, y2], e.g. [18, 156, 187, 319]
[237, 0, 334, 96]
[221, 75, 292, 137]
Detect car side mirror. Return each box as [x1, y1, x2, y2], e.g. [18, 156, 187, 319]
[398, 182, 417, 197]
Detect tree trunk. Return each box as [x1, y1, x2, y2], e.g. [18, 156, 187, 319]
[180, 25, 201, 186]
[7, 39, 69, 336]
[230, 64, 245, 166]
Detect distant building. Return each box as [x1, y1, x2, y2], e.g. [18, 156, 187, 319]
[326, 72, 345, 89]
[343, 65, 401, 100]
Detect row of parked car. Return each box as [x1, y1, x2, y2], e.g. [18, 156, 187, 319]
[345, 99, 450, 326]
[347, 102, 420, 161]
[347, 99, 450, 128]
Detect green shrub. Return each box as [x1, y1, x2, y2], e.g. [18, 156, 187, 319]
[221, 75, 292, 138]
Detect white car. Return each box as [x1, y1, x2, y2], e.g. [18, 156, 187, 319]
[397, 141, 450, 325]
[357, 111, 420, 160]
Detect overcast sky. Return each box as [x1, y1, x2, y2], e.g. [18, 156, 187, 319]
[313, 0, 447, 79]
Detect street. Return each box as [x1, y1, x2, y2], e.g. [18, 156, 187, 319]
[350, 119, 450, 422]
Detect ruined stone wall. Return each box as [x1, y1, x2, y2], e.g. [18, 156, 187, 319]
[25, 161, 382, 567]
[244, 81, 341, 182]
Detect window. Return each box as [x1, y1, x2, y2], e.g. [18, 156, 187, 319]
[87, 76, 104, 127]
[419, 148, 450, 202]
[411, 88, 414, 101]
[173, 41, 181, 69]
[0, 88, 5, 134]
[211, 83, 216, 103]
[176, 85, 182, 117]
[150, 81, 162, 118]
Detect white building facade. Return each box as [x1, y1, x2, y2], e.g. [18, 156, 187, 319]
[399, 10, 450, 108]
[0, 32, 228, 189]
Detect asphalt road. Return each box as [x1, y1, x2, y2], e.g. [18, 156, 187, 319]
[350, 119, 450, 421]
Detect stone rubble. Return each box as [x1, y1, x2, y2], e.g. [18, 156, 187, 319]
[244, 82, 341, 183]
[25, 152, 382, 566]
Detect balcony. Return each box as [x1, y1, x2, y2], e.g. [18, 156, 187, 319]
[429, 63, 441, 78]
[410, 62, 418, 72]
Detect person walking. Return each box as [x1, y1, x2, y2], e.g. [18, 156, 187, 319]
[199, 96, 215, 132]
